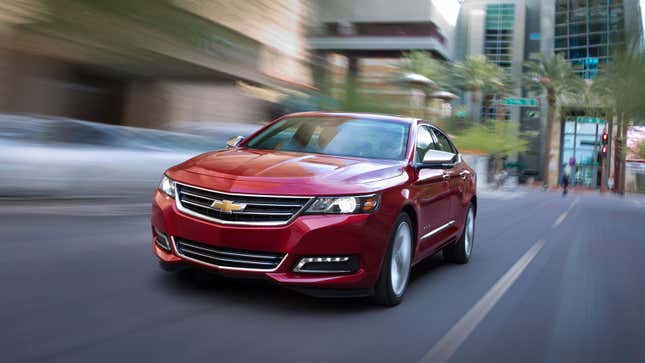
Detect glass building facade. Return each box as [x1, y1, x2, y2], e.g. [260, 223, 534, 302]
[481, 3, 515, 120]
[560, 116, 606, 187]
[484, 3, 516, 68]
[553, 0, 630, 187]
[554, 0, 625, 79]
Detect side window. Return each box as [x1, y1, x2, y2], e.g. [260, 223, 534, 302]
[415, 125, 435, 162]
[432, 129, 456, 154]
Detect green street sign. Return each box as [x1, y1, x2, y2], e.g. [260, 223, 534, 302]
[576, 116, 605, 124]
[455, 110, 469, 118]
[501, 98, 539, 107]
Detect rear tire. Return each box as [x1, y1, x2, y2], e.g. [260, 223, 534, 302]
[443, 204, 475, 264]
[373, 213, 413, 306]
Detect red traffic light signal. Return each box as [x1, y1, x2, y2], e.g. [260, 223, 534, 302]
[601, 127, 608, 146]
[601, 145, 607, 155]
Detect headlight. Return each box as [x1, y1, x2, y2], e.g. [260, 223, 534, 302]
[158, 174, 176, 198]
[304, 194, 380, 214]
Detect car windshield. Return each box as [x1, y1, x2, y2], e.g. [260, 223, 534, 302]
[244, 116, 410, 160]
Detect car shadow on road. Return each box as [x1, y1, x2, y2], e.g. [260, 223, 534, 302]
[153, 267, 380, 314]
[410, 254, 451, 283]
[152, 253, 455, 313]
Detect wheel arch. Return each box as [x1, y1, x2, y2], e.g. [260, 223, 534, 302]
[400, 204, 419, 253]
[471, 195, 477, 217]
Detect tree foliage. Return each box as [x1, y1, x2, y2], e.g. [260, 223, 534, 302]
[638, 140, 645, 160]
[453, 55, 500, 104]
[589, 22, 645, 193]
[523, 53, 582, 186]
[453, 120, 529, 155]
[592, 46, 645, 126]
[398, 51, 451, 91]
[523, 54, 583, 102]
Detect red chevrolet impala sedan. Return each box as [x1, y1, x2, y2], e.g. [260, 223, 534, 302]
[152, 112, 476, 305]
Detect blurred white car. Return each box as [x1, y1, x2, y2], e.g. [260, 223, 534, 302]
[0, 115, 259, 199]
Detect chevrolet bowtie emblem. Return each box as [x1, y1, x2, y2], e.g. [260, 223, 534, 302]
[210, 199, 246, 213]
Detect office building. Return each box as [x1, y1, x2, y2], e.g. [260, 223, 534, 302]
[457, 0, 528, 122]
[308, 0, 460, 116]
[459, 0, 642, 188]
[540, 0, 642, 188]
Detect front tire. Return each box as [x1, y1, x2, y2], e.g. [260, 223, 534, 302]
[373, 213, 413, 306]
[443, 204, 475, 264]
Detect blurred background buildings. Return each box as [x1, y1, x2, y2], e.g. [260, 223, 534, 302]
[457, 0, 643, 191]
[0, 0, 313, 128]
[0, 0, 644, 193]
[308, 0, 458, 116]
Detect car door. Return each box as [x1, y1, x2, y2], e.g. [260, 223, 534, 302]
[431, 128, 466, 235]
[412, 125, 454, 259]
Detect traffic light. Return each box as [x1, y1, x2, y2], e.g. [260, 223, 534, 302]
[601, 128, 608, 157]
[602, 131, 608, 144]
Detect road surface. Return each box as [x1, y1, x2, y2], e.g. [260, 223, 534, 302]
[1, 191, 644, 363]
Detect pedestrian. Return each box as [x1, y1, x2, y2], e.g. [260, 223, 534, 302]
[562, 167, 570, 196]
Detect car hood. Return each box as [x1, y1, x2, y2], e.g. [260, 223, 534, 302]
[167, 148, 408, 195]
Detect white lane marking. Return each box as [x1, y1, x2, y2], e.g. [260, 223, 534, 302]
[569, 197, 579, 210]
[419, 240, 546, 363]
[552, 212, 568, 228]
[552, 197, 579, 229]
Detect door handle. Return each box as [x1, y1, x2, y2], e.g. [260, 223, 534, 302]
[459, 170, 471, 180]
[442, 173, 450, 183]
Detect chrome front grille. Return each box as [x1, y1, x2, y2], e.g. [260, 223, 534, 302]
[174, 237, 286, 271]
[176, 183, 311, 226]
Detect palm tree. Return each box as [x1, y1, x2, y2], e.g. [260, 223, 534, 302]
[486, 65, 515, 122]
[397, 51, 451, 117]
[589, 24, 645, 194]
[454, 55, 498, 121]
[592, 56, 645, 194]
[524, 53, 583, 188]
[398, 51, 451, 91]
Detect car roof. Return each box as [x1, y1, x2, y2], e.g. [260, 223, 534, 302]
[282, 111, 420, 125]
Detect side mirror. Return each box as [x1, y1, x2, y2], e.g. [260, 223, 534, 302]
[226, 136, 244, 148]
[421, 150, 456, 167]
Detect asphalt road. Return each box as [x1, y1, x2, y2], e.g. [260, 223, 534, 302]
[2, 191, 645, 363]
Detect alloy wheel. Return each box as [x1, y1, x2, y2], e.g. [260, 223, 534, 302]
[390, 221, 412, 296]
[464, 208, 474, 257]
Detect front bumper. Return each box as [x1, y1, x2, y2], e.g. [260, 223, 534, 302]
[151, 190, 394, 290]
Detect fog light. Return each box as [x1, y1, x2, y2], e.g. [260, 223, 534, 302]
[154, 228, 172, 252]
[294, 256, 358, 274]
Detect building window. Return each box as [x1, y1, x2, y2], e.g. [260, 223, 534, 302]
[561, 116, 606, 187]
[484, 3, 515, 67]
[555, 37, 568, 48]
[570, 34, 587, 47]
[570, 48, 588, 59]
[556, 0, 568, 12]
[556, 24, 569, 36]
[588, 32, 608, 44]
[552, 0, 625, 80]
[569, 22, 587, 34]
